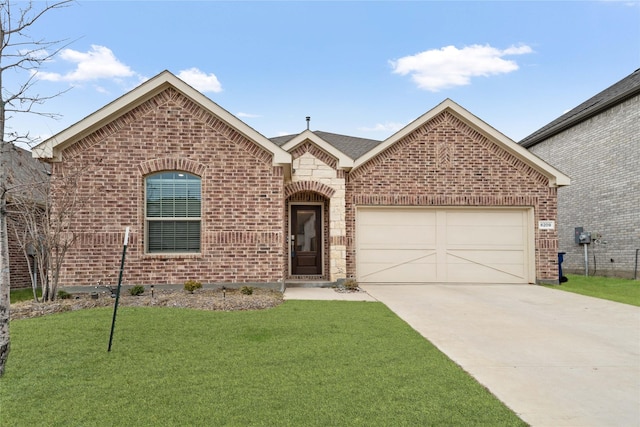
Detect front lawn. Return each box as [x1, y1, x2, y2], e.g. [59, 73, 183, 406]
[1, 301, 524, 426]
[546, 274, 640, 306]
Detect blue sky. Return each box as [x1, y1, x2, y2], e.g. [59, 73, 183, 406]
[7, 0, 640, 147]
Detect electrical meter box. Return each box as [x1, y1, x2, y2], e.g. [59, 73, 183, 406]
[575, 227, 591, 244]
[579, 231, 591, 244]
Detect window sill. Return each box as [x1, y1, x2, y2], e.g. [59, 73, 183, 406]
[144, 252, 202, 259]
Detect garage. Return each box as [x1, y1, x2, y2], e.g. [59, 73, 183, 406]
[356, 207, 534, 284]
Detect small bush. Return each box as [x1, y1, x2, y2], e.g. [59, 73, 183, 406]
[129, 285, 145, 296]
[184, 280, 203, 293]
[57, 290, 72, 300]
[240, 286, 254, 296]
[343, 279, 359, 290]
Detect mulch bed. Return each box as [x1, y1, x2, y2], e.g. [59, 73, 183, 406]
[10, 288, 284, 320]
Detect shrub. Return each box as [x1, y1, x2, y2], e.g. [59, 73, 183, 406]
[240, 286, 254, 296]
[184, 280, 202, 293]
[343, 279, 359, 290]
[129, 285, 145, 296]
[57, 290, 72, 300]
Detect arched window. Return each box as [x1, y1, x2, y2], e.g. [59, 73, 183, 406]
[145, 172, 201, 253]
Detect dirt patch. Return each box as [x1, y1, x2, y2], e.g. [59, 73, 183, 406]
[10, 288, 284, 320]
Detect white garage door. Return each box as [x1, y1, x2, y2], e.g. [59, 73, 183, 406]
[357, 207, 534, 284]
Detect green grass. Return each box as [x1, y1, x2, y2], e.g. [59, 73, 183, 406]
[9, 287, 41, 303]
[1, 301, 525, 426]
[546, 274, 640, 306]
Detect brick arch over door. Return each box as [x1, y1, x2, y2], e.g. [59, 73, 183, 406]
[285, 181, 335, 199]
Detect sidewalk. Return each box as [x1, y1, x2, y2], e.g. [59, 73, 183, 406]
[283, 287, 376, 302]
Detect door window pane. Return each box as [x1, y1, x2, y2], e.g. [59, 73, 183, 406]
[295, 210, 317, 252]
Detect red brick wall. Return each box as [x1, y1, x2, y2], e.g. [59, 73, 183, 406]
[51, 88, 285, 288]
[346, 110, 559, 283]
[7, 211, 33, 289]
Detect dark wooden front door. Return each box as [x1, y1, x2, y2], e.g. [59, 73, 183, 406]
[291, 205, 322, 275]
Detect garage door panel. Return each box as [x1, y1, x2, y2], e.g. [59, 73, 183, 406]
[447, 225, 525, 246]
[357, 207, 532, 284]
[359, 225, 436, 248]
[359, 249, 436, 264]
[447, 263, 526, 283]
[446, 211, 523, 226]
[447, 249, 524, 265]
[360, 208, 436, 226]
[360, 257, 437, 282]
[446, 252, 526, 277]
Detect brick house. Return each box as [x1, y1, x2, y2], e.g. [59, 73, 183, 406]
[33, 71, 569, 289]
[521, 69, 639, 278]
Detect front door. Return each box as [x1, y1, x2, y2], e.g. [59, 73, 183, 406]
[291, 205, 322, 275]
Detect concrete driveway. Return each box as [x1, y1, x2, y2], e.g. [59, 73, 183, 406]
[360, 284, 640, 427]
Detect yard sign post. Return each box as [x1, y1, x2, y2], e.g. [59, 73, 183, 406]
[108, 227, 130, 352]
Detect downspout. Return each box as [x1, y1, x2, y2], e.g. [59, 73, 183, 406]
[635, 249, 639, 281]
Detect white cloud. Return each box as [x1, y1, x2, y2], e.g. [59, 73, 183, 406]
[359, 122, 406, 133]
[390, 44, 533, 92]
[37, 45, 135, 82]
[177, 68, 222, 93]
[236, 112, 261, 118]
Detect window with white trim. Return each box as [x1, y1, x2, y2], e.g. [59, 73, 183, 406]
[145, 172, 201, 253]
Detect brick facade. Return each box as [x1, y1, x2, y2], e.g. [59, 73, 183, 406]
[39, 72, 564, 288]
[528, 94, 640, 278]
[346, 111, 559, 283]
[7, 211, 33, 289]
[52, 88, 285, 287]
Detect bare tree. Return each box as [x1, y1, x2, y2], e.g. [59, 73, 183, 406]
[0, 0, 73, 377]
[6, 147, 50, 302]
[8, 160, 94, 302]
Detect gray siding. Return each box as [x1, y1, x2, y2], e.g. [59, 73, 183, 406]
[528, 94, 640, 278]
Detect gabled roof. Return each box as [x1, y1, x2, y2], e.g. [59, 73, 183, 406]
[354, 99, 570, 187]
[520, 68, 640, 148]
[270, 130, 383, 167]
[308, 131, 383, 159]
[32, 70, 291, 166]
[273, 130, 355, 169]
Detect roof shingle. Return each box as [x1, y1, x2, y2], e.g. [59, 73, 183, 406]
[270, 130, 383, 160]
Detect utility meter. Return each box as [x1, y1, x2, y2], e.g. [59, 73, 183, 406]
[579, 231, 591, 244]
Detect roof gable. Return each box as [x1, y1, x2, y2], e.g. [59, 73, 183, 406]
[354, 99, 570, 187]
[32, 70, 291, 166]
[271, 130, 383, 164]
[277, 130, 354, 169]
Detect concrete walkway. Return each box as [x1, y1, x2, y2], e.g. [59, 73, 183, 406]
[359, 284, 640, 427]
[284, 287, 376, 302]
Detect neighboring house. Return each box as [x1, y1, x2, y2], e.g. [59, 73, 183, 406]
[32, 71, 569, 289]
[521, 69, 640, 279]
[5, 145, 50, 289]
